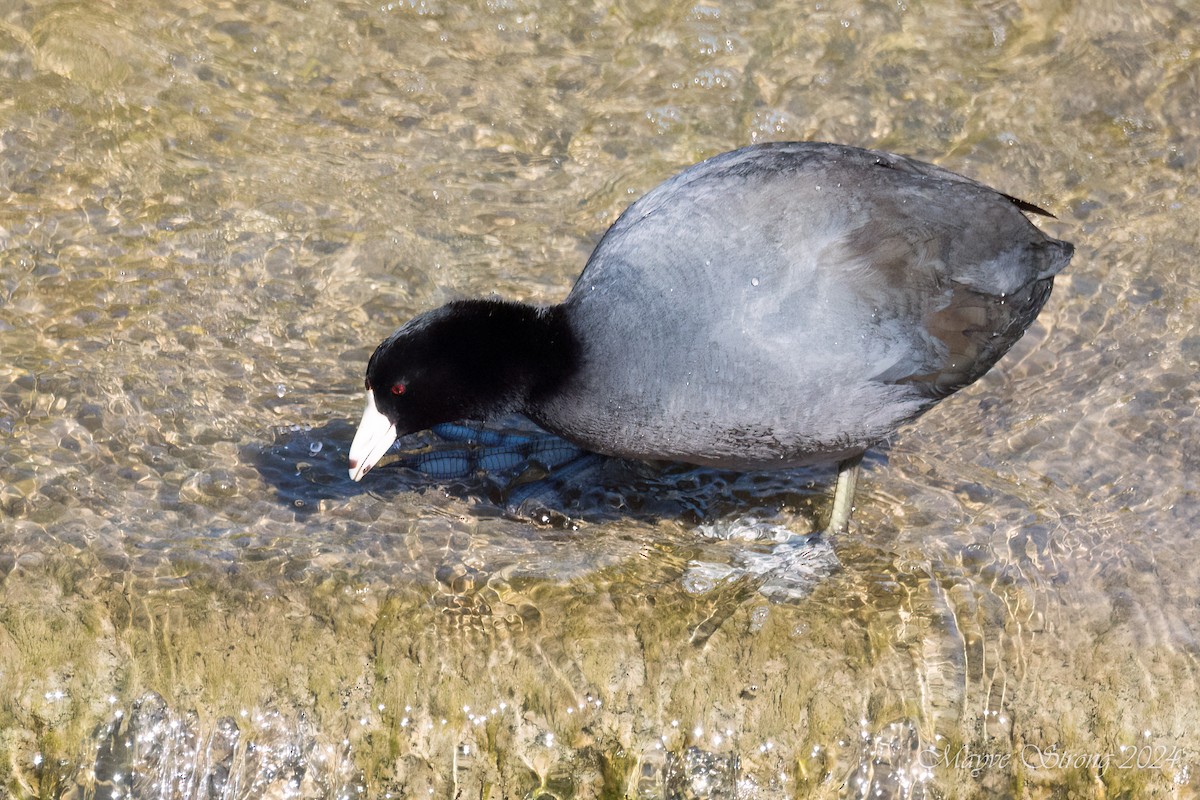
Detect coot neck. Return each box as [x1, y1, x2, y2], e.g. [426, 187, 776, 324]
[458, 298, 580, 410]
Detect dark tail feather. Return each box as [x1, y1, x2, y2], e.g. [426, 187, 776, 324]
[1005, 193, 1058, 219]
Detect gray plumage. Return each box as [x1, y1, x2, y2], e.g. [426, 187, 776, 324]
[532, 142, 1071, 469]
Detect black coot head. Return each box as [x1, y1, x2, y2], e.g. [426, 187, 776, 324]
[348, 299, 559, 481]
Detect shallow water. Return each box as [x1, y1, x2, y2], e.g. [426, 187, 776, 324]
[1, 0, 1197, 797]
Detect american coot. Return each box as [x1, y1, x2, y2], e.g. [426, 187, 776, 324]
[349, 142, 1072, 532]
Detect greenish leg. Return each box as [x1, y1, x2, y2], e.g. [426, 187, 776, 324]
[827, 453, 864, 534]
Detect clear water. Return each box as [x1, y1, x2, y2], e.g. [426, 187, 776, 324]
[1, 0, 1197, 797]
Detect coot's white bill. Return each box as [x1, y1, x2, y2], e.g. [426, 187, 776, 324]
[348, 391, 397, 481]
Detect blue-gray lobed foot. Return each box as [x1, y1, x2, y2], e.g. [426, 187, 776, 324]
[390, 421, 600, 516]
[388, 422, 841, 599]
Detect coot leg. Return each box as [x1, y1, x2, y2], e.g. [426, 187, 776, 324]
[828, 453, 864, 533]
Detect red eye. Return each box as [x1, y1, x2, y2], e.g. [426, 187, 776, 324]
[391, 382, 407, 396]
